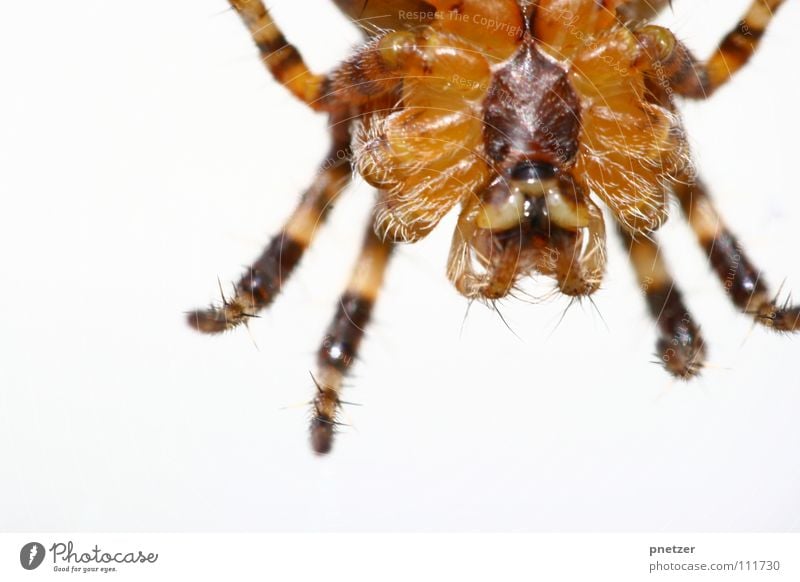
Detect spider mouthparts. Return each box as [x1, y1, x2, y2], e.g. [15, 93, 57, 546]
[310, 417, 335, 455]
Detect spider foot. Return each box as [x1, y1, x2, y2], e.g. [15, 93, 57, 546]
[186, 300, 255, 334]
[310, 374, 343, 456]
[754, 298, 800, 333]
[309, 415, 337, 456]
[657, 338, 706, 380]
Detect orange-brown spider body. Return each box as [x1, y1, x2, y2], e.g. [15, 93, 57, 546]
[189, 0, 796, 453]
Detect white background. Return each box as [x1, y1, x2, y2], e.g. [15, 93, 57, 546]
[1, 0, 799, 532]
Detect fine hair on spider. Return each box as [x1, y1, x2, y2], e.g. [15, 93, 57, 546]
[188, 0, 797, 454]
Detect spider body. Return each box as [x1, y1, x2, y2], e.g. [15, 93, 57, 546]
[189, 0, 797, 454]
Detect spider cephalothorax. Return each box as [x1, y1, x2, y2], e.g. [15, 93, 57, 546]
[189, 0, 797, 453]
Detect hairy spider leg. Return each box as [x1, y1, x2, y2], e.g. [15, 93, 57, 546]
[228, 0, 328, 109]
[187, 115, 352, 333]
[674, 178, 800, 332]
[618, 225, 707, 378]
[310, 216, 394, 454]
[636, 0, 787, 98]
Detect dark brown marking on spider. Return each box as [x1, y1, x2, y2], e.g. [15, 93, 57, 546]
[253, 33, 288, 57]
[705, 230, 767, 311]
[675, 179, 800, 332]
[618, 227, 706, 378]
[483, 40, 581, 168]
[318, 294, 374, 373]
[240, 237, 305, 304]
[310, 224, 393, 455]
[256, 38, 304, 72]
[647, 288, 706, 379]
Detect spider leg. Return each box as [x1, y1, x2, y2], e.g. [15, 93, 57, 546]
[228, 0, 328, 110]
[617, 225, 706, 379]
[636, 0, 786, 98]
[187, 115, 352, 333]
[674, 178, 800, 332]
[310, 211, 394, 454]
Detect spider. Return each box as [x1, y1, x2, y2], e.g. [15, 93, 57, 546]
[188, 0, 797, 454]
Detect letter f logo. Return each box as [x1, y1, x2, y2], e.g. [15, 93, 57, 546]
[20, 542, 46, 570]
